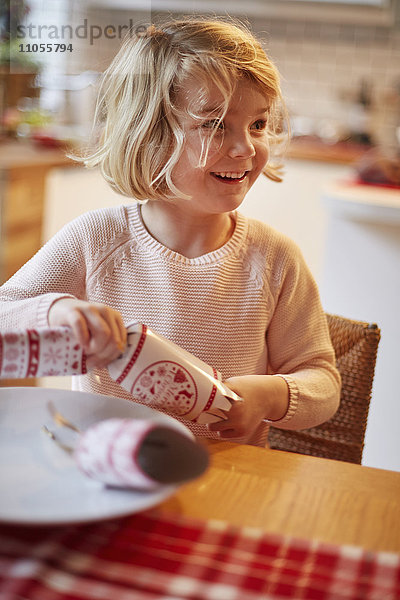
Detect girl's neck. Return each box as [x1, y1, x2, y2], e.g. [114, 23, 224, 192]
[139, 201, 236, 259]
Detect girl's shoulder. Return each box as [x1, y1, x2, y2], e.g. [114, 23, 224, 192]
[66, 204, 132, 233]
[243, 214, 302, 260]
[240, 214, 313, 291]
[59, 203, 136, 253]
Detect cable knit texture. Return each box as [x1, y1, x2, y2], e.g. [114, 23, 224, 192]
[0, 203, 340, 446]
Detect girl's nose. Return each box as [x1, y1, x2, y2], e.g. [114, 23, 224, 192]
[225, 131, 256, 159]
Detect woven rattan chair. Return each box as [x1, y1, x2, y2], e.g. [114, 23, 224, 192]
[268, 313, 381, 464]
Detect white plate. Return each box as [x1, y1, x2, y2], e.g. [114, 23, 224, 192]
[0, 387, 191, 526]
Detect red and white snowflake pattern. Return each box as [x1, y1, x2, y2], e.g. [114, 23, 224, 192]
[0, 327, 87, 379]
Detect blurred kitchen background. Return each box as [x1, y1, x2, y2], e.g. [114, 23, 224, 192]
[1, 0, 399, 470]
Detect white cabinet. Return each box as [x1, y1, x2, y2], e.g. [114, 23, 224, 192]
[321, 182, 400, 472]
[42, 165, 123, 243]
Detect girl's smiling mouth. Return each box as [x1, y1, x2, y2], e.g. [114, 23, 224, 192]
[211, 171, 249, 183]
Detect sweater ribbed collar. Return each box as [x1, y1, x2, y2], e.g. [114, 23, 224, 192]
[129, 202, 248, 266]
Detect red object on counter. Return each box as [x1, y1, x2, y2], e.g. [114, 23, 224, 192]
[353, 176, 400, 190]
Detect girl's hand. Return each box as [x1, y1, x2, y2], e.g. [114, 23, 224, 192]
[48, 298, 127, 370]
[208, 375, 289, 439]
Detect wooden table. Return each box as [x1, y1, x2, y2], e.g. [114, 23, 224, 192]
[1, 433, 399, 599]
[158, 440, 400, 553]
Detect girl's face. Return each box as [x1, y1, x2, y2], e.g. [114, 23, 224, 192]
[170, 77, 270, 216]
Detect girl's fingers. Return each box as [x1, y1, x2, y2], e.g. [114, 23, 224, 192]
[219, 429, 239, 438]
[207, 403, 252, 439]
[116, 315, 127, 352]
[63, 308, 91, 349]
[48, 298, 126, 369]
[85, 316, 116, 353]
[207, 418, 230, 432]
[208, 421, 241, 438]
[82, 306, 126, 367]
[105, 309, 127, 353]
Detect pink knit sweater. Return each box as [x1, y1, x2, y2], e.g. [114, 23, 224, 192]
[0, 202, 340, 446]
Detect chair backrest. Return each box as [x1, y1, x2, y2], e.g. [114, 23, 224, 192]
[268, 313, 381, 464]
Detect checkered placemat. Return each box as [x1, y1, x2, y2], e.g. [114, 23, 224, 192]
[0, 511, 399, 600]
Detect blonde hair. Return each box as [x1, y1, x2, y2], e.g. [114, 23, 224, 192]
[74, 18, 288, 201]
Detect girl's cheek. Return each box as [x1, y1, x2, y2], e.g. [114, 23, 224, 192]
[189, 136, 222, 167]
[202, 137, 224, 163]
[256, 139, 270, 163]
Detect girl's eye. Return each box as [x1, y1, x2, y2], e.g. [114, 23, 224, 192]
[202, 119, 224, 130]
[251, 119, 267, 131]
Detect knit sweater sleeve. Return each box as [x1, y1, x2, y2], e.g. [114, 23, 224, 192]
[0, 207, 126, 330]
[265, 234, 341, 431]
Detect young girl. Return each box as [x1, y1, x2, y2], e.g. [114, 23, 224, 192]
[0, 18, 340, 446]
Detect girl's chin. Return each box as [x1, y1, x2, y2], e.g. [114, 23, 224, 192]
[210, 196, 247, 214]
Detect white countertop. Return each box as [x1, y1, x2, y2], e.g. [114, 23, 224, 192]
[322, 180, 400, 224]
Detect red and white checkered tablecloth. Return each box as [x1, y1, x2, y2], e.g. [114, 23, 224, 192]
[0, 511, 399, 600]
